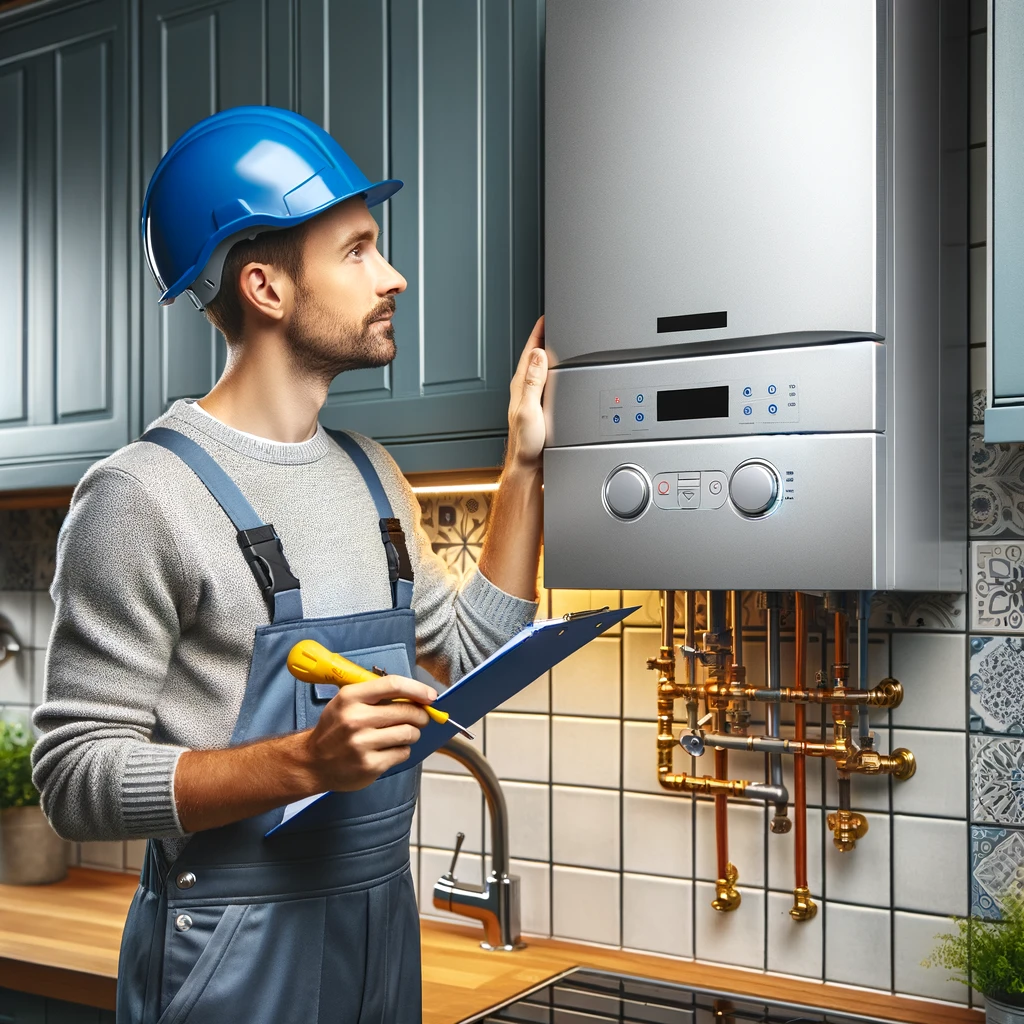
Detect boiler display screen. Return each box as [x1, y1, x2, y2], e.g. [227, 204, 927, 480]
[657, 385, 730, 421]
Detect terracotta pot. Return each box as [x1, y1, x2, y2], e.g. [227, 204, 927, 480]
[987, 996, 1024, 1024]
[0, 804, 68, 884]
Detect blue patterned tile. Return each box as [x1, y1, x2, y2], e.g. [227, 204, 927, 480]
[972, 825, 1024, 918]
[972, 736, 1024, 824]
[971, 636, 1024, 733]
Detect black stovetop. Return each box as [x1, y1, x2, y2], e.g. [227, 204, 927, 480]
[463, 968, 898, 1024]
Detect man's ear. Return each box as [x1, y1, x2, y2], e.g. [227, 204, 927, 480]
[238, 262, 292, 323]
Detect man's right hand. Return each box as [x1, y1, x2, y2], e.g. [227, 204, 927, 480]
[173, 674, 436, 833]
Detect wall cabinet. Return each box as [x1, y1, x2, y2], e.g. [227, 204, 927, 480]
[0, 0, 543, 488]
[0, 0, 135, 492]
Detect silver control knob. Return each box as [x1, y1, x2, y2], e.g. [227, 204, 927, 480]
[604, 466, 650, 520]
[729, 461, 780, 516]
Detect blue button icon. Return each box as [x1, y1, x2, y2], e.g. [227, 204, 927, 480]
[768, 384, 777, 395]
[636, 393, 644, 403]
[635, 412, 645, 423]
[743, 405, 753, 416]
[742, 387, 752, 398]
[613, 414, 620, 424]
[768, 404, 778, 415]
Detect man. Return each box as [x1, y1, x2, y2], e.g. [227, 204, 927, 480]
[31, 107, 545, 1022]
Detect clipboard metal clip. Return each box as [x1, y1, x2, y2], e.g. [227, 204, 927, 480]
[563, 606, 610, 621]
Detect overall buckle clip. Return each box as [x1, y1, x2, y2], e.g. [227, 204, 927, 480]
[237, 525, 301, 611]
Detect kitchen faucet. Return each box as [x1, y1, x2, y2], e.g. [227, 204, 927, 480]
[432, 737, 524, 951]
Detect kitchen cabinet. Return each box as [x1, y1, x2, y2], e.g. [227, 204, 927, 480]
[140, 0, 545, 474]
[0, 0, 135, 492]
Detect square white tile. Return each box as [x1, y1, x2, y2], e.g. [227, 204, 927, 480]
[0, 592, 33, 649]
[484, 712, 550, 782]
[695, 800, 765, 887]
[623, 792, 693, 877]
[891, 729, 967, 818]
[824, 902, 891, 989]
[419, 846, 483, 921]
[551, 636, 621, 718]
[824, 812, 891, 907]
[488, 781, 549, 862]
[497, 673, 549, 713]
[552, 865, 620, 945]
[552, 589, 622, 633]
[824, 763, 891, 813]
[893, 911, 971, 1004]
[623, 591, 659, 626]
[766, 890, 823, 979]
[622, 720, 665, 795]
[32, 591, 54, 650]
[551, 786, 620, 870]
[767, 806, 823, 897]
[693, 882, 765, 969]
[892, 816, 968, 916]
[551, 716, 620, 789]
[622, 873, 693, 958]
[622, 628, 661, 721]
[418, 772, 484, 852]
[511, 858, 551, 936]
[891, 632, 967, 730]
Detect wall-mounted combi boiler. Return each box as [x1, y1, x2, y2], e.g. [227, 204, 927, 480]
[542, 0, 967, 594]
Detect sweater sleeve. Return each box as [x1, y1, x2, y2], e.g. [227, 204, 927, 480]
[30, 464, 191, 842]
[350, 435, 539, 686]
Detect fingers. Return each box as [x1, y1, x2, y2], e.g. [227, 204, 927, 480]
[362, 722, 423, 751]
[337, 675, 438, 707]
[510, 315, 546, 403]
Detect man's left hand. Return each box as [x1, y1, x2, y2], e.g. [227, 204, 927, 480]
[506, 316, 547, 470]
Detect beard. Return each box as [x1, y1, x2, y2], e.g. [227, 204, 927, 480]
[285, 286, 397, 384]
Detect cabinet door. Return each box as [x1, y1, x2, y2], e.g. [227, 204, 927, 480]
[0, 0, 133, 490]
[305, 0, 544, 473]
[138, 0, 295, 427]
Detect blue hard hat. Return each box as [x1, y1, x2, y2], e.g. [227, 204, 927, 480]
[142, 106, 402, 307]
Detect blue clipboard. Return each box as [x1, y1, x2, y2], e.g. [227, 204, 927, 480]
[266, 604, 638, 836]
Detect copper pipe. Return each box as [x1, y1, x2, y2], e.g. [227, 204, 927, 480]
[790, 593, 816, 921]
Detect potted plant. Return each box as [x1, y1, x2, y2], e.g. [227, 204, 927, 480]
[0, 720, 67, 885]
[925, 895, 1024, 1023]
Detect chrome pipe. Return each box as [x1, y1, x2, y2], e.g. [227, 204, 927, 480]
[765, 592, 789, 831]
[684, 591, 698, 730]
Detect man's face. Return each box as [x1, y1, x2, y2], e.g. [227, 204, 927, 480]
[285, 197, 407, 381]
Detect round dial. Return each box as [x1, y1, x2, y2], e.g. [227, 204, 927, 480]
[604, 466, 650, 520]
[729, 461, 780, 517]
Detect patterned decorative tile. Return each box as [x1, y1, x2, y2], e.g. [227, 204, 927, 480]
[970, 636, 1024, 734]
[970, 427, 1024, 538]
[416, 492, 491, 579]
[0, 508, 65, 591]
[869, 591, 966, 631]
[972, 736, 1024, 824]
[972, 825, 1024, 918]
[972, 542, 1024, 632]
[974, 388, 987, 426]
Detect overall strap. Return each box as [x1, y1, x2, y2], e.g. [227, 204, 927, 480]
[325, 429, 413, 610]
[139, 427, 303, 623]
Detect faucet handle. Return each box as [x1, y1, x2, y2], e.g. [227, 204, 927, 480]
[446, 831, 465, 878]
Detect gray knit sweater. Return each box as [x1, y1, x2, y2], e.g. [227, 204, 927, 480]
[31, 399, 536, 856]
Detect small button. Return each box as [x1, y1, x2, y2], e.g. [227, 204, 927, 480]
[176, 871, 196, 890]
[768, 384, 777, 395]
[636, 393, 644, 403]
[635, 412, 645, 423]
[742, 387, 752, 398]
[743, 406, 753, 417]
[657, 479, 671, 495]
[709, 480, 722, 495]
[175, 913, 193, 932]
[613, 414, 620, 424]
[768, 404, 778, 415]
[605, 466, 650, 519]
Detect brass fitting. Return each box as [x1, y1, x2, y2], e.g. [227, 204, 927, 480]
[712, 863, 741, 912]
[827, 808, 869, 852]
[790, 886, 818, 922]
[841, 745, 916, 780]
[770, 814, 793, 835]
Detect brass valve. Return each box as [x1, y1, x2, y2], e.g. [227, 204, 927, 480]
[827, 808, 869, 852]
[790, 886, 818, 922]
[712, 863, 741, 912]
[840, 745, 916, 780]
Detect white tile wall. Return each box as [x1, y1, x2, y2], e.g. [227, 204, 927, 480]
[893, 911, 970, 1004]
[824, 903, 891, 990]
[766, 891, 823, 979]
[892, 817, 968, 916]
[891, 729, 967, 818]
[552, 865, 620, 945]
[622, 792, 692, 877]
[484, 712, 549, 782]
[551, 716, 620, 788]
[891, 633, 967, 730]
[489, 780, 550, 862]
[551, 785, 620, 870]
[511, 858, 551, 936]
[497, 673, 549, 713]
[622, 873, 693, 957]
[552, 635, 621, 717]
[694, 883, 765, 969]
[419, 772, 484, 852]
[695, 800, 765, 888]
[824, 812, 891, 907]
[767, 806, 823, 897]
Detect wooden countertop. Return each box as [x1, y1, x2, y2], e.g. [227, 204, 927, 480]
[0, 869, 982, 1023]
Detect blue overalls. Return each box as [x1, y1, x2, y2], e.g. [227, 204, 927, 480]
[116, 427, 423, 1024]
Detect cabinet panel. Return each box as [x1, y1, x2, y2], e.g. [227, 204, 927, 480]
[0, 0, 132, 485]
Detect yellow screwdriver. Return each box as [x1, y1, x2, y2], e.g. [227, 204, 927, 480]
[287, 639, 474, 740]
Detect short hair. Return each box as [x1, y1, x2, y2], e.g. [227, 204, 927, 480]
[204, 221, 309, 342]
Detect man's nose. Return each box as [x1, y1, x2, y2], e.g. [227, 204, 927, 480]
[378, 255, 407, 296]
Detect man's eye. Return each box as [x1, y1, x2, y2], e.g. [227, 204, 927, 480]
[349, 246, 362, 258]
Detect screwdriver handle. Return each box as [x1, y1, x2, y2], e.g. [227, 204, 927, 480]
[286, 639, 451, 726]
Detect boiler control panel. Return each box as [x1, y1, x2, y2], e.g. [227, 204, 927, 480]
[600, 379, 799, 436]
